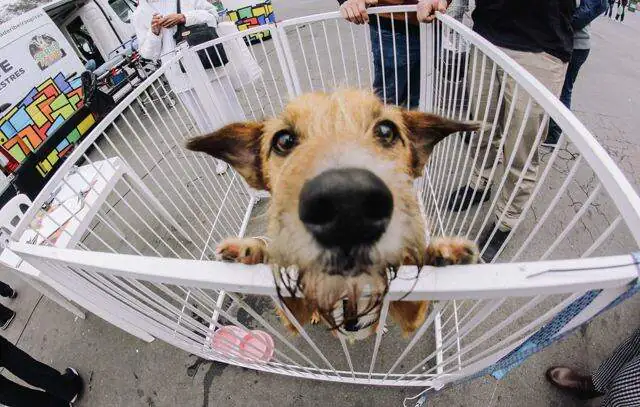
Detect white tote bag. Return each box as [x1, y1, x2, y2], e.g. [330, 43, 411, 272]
[216, 21, 263, 90]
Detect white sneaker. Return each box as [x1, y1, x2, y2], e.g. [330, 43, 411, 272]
[215, 160, 228, 175]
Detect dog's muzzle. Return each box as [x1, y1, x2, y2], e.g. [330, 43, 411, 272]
[298, 168, 393, 254]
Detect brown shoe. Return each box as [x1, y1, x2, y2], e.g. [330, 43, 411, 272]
[546, 366, 604, 400]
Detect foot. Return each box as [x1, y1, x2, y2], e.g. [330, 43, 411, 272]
[478, 223, 510, 263]
[310, 310, 321, 324]
[63, 367, 84, 403]
[1, 310, 15, 330]
[541, 133, 560, 148]
[447, 186, 491, 212]
[9, 289, 17, 299]
[215, 160, 229, 175]
[546, 366, 603, 400]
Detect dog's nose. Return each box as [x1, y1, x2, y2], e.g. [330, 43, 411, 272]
[299, 168, 393, 250]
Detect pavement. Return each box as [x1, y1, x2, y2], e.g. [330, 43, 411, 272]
[2, 4, 640, 407]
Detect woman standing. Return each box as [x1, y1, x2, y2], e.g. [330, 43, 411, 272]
[133, 0, 244, 174]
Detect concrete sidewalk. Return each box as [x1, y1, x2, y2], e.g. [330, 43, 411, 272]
[2, 9, 640, 407]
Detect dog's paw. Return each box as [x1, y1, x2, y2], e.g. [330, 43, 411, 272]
[425, 237, 479, 266]
[215, 237, 268, 265]
[275, 306, 299, 335]
[310, 310, 321, 325]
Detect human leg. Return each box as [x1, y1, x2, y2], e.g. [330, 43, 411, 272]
[0, 336, 82, 403]
[447, 50, 502, 212]
[601, 355, 640, 406]
[0, 304, 15, 329]
[545, 328, 640, 403]
[178, 90, 228, 174]
[0, 375, 69, 407]
[369, 21, 409, 106]
[544, 48, 590, 146]
[593, 327, 640, 394]
[493, 49, 566, 231]
[407, 26, 422, 109]
[608, 0, 615, 17]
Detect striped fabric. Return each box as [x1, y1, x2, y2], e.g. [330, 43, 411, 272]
[593, 327, 640, 407]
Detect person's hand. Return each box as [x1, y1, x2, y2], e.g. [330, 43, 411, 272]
[417, 0, 448, 23]
[340, 0, 378, 25]
[160, 13, 186, 28]
[151, 13, 163, 35]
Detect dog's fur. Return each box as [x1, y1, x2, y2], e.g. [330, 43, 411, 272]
[186, 89, 479, 338]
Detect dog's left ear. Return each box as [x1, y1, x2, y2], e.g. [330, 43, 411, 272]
[185, 122, 267, 190]
[402, 111, 480, 177]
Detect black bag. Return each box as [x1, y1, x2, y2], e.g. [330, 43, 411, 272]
[174, 0, 228, 70]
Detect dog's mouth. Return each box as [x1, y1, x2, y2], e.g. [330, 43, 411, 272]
[274, 263, 395, 334]
[319, 246, 375, 277]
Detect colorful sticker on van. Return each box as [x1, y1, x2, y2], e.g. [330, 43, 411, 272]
[29, 34, 67, 71]
[0, 71, 95, 176]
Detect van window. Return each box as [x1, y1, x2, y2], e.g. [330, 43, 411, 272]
[109, 0, 138, 24]
[67, 17, 105, 66]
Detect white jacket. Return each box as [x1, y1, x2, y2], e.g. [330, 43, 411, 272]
[132, 0, 221, 92]
[133, 0, 218, 61]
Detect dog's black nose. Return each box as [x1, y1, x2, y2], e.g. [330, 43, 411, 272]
[299, 168, 393, 251]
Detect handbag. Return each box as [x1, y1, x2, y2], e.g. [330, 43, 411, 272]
[173, 0, 228, 70]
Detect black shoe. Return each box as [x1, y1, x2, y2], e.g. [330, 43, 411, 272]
[546, 366, 604, 400]
[447, 186, 491, 212]
[9, 289, 17, 299]
[1, 310, 15, 330]
[479, 223, 510, 263]
[63, 368, 84, 403]
[541, 133, 560, 148]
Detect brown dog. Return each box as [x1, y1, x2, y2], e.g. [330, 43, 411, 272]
[186, 89, 479, 339]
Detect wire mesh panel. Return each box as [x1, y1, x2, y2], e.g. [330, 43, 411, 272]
[6, 7, 640, 391]
[421, 15, 640, 263]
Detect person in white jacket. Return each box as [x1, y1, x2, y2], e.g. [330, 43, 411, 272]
[133, 0, 244, 174]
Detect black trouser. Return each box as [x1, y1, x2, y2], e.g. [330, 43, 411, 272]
[0, 336, 74, 406]
[607, 0, 616, 17]
[0, 281, 14, 324]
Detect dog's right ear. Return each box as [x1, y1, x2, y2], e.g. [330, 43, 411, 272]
[185, 122, 267, 190]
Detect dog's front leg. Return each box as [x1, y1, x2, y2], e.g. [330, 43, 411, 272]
[390, 237, 479, 337]
[215, 238, 311, 335]
[215, 237, 269, 264]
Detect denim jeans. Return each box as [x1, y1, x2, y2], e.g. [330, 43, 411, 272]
[369, 20, 421, 109]
[547, 48, 590, 143]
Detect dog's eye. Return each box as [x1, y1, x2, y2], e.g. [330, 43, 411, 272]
[374, 120, 399, 147]
[272, 130, 297, 156]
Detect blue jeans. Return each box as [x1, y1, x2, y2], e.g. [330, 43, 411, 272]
[369, 20, 421, 109]
[546, 48, 590, 143]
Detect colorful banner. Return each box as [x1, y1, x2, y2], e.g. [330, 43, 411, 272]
[227, 1, 276, 42]
[0, 73, 95, 176]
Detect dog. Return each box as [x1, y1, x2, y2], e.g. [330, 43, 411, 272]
[186, 89, 480, 340]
